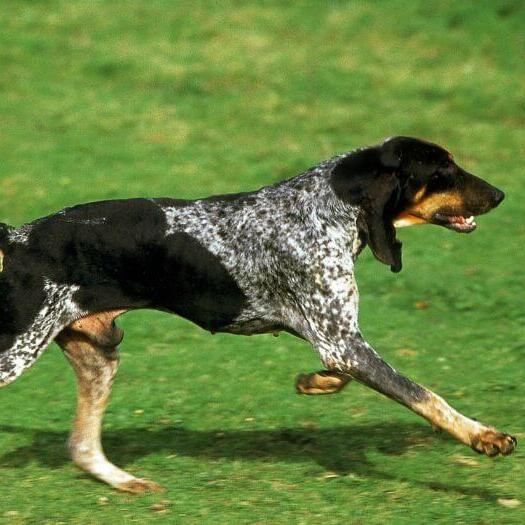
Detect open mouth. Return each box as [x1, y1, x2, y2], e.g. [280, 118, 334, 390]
[433, 213, 477, 233]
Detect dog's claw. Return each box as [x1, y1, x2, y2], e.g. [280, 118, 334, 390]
[471, 430, 517, 457]
[115, 478, 165, 494]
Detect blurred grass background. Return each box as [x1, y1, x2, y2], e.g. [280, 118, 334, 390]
[0, 1, 524, 523]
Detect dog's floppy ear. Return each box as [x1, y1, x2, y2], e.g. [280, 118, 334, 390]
[362, 173, 403, 272]
[330, 147, 403, 272]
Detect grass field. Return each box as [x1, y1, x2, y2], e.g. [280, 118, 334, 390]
[1, 1, 525, 523]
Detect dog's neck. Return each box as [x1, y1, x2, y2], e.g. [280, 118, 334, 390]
[267, 157, 361, 232]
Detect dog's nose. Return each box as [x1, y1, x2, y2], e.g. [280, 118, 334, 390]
[493, 189, 505, 206]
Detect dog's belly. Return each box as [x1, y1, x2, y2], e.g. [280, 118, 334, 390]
[214, 317, 286, 336]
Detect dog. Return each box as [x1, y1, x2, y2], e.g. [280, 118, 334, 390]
[0, 136, 514, 493]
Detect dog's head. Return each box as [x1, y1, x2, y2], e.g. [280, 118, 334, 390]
[330, 136, 505, 272]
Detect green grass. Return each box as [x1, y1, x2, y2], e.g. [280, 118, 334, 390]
[1, 0, 525, 523]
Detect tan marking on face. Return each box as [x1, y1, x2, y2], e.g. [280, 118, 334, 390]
[395, 190, 466, 227]
[393, 212, 427, 228]
[413, 186, 427, 203]
[411, 191, 465, 219]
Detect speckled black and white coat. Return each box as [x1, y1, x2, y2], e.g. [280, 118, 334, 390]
[0, 138, 516, 484]
[0, 154, 373, 382]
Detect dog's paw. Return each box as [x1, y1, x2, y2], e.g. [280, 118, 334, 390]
[115, 477, 165, 494]
[295, 371, 351, 395]
[471, 429, 517, 457]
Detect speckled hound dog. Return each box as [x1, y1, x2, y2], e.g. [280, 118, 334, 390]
[0, 136, 515, 492]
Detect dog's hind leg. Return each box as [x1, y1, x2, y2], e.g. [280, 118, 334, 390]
[56, 310, 164, 494]
[0, 280, 85, 387]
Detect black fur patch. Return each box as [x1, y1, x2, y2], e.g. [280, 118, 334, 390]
[0, 199, 248, 351]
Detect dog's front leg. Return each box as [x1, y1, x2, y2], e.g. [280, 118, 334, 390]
[312, 334, 516, 457]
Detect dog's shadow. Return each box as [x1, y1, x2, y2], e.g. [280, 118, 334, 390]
[0, 422, 505, 501]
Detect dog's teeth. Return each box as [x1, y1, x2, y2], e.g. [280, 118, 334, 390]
[465, 216, 474, 224]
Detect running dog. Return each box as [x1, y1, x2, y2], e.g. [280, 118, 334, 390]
[0, 137, 513, 492]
